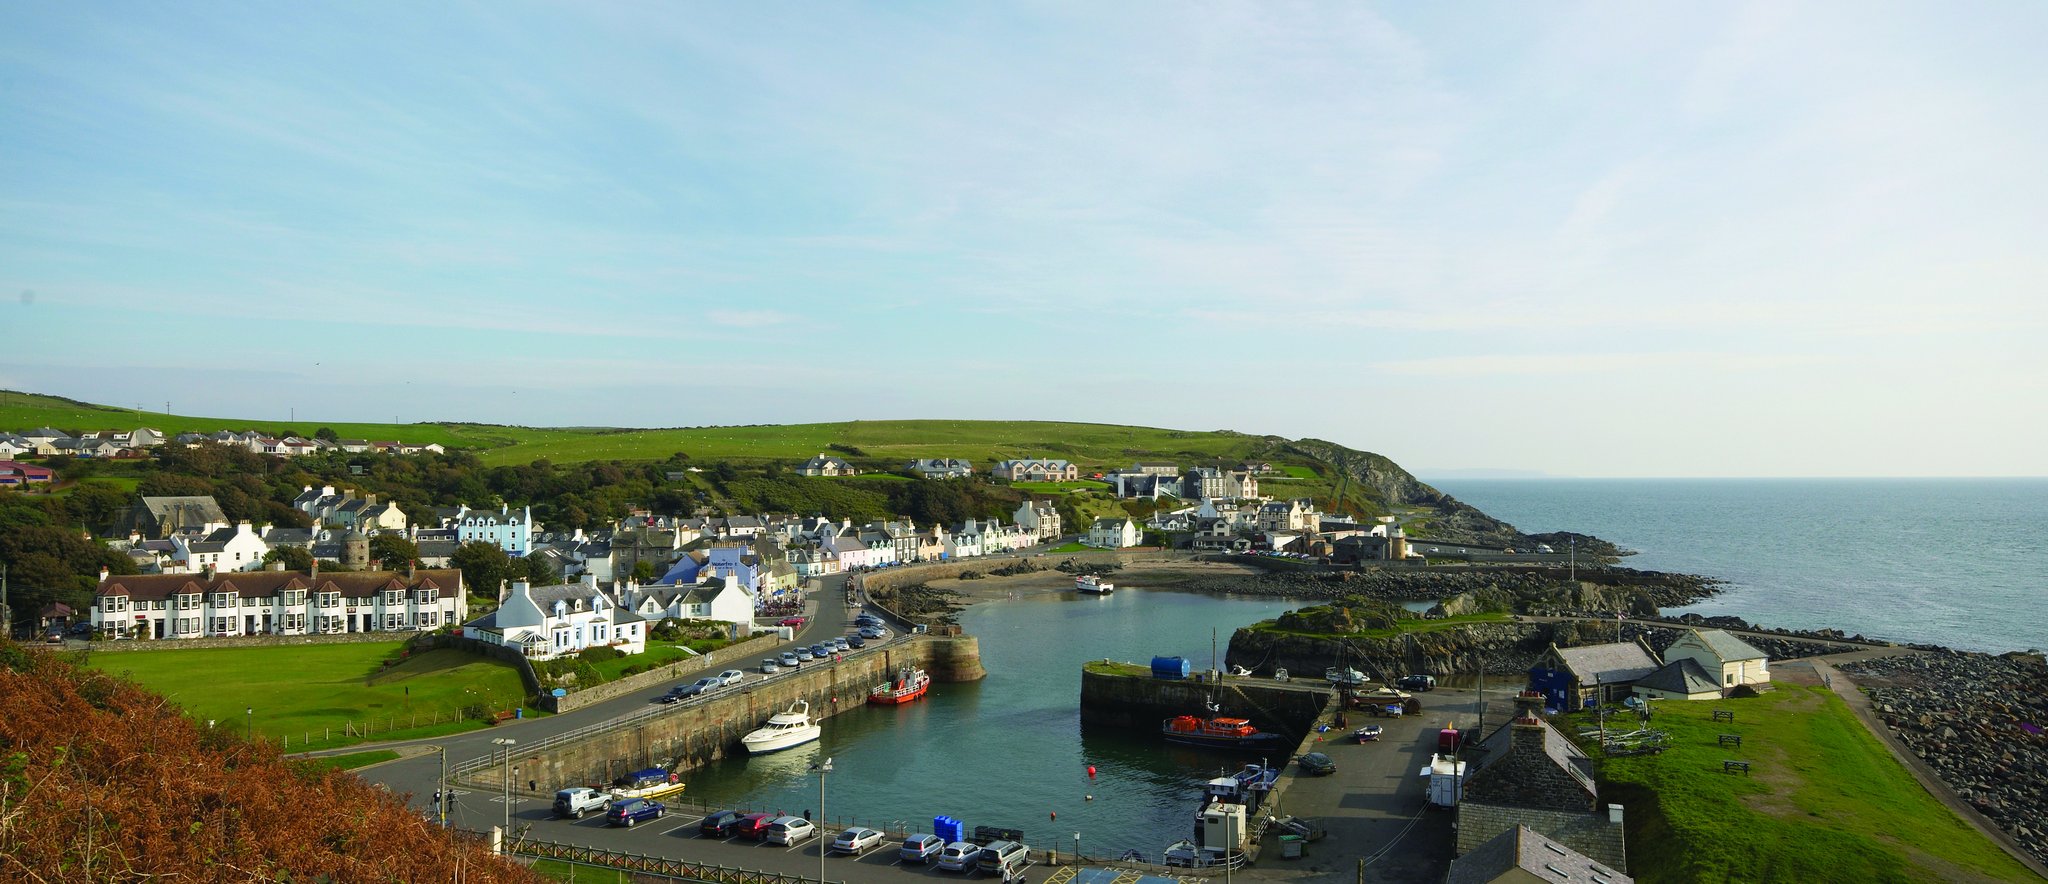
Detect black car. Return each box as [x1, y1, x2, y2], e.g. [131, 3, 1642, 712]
[845, 634, 867, 649]
[1297, 752, 1336, 776]
[700, 809, 747, 837]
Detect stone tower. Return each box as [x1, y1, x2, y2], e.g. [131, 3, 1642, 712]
[341, 529, 371, 570]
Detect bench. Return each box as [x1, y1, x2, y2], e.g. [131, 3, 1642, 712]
[1723, 760, 1751, 775]
[1718, 734, 1742, 748]
[1713, 709, 1735, 723]
[488, 710, 517, 725]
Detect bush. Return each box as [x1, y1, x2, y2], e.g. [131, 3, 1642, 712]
[576, 646, 625, 664]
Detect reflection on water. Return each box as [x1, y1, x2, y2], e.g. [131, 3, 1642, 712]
[680, 588, 1302, 854]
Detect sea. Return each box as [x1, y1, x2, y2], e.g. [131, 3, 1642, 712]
[1426, 477, 2048, 655]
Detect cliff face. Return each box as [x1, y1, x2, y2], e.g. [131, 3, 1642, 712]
[1277, 439, 1522, 546]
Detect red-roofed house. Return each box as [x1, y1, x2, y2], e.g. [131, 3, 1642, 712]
[0, 460, 55, 486]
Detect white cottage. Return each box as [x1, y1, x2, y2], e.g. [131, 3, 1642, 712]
[1662, 628, 1770, 690]
[464, 577, 645, 659]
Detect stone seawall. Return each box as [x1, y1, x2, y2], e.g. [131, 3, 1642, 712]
[1078, 667, 1328, 738]
[540, 635, 781, 714]
[469, 635, 982, 793]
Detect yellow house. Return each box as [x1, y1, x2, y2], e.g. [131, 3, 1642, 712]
[1662, 628, 1769, 690]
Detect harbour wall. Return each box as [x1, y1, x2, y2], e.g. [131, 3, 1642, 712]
[467, 635, 983, 793]
[1078, 666, 1328, 739]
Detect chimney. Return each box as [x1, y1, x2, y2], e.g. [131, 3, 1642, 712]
[1607, 804, 1624, 825]
[1510, 690, 1548, 755]
[310, 559, 319, 580]
[203, 562, 216, 581]
[98, 566, 110, 583]
[364, 493, 376, 506]
[406, 560, 416, 580]
[237, 520, 253, 536]
[269, 561, 284, 572]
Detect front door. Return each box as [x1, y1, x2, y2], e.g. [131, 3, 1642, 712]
[245, 614, 255, 634]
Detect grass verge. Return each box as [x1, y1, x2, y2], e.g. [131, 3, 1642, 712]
[295, 750, 401, 772]
[1572, 685, 2034, 882]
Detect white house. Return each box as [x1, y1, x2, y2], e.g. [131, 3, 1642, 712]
[907, 458, 974, 479]
[1662, 629, 1770, 690]
[992, 458, 1078, 482]
[465, 577, 645, 660]
[621, 575, 755, 629]
[1257, 498, 1320, 532]
[1085, 517, 1142, 549]
[92, 566, 465, 640]
[169, 522, 271, 573]
[797, 454, 858, 477]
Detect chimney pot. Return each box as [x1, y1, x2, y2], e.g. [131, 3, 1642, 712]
[1608, 804, 1624, 824]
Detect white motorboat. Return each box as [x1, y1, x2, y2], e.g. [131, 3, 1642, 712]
[1075, 575, 1115, 594]
[742, 699, 822, 754]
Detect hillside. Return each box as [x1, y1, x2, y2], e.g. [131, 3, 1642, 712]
[0, 390, 1536, 546]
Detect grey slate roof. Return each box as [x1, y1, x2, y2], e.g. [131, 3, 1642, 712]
[1687, 628, 1767, 662]
[1472, 718, 1597, 799]
[1447, 824, 1632, 884]
[1553, 642, 1660, 686]
[1635, 658, 1719, 695]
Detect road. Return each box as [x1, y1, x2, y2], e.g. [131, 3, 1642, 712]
[358, 570, 875, 821]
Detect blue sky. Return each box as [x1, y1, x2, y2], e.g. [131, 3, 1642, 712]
[3, 2, 2042, 477]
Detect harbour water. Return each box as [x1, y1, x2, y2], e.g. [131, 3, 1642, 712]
[680, 588, 1303, 857]
[1430, 477, 2048, 654]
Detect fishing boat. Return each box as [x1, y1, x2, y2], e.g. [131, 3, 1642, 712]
[1161, 715, 1288, 751]
[741, 700, 821, 754]
[1075, 575, 1115, 594]
[868, 667, 930, 705]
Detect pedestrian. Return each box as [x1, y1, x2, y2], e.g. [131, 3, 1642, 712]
[804, 809, 812, 821]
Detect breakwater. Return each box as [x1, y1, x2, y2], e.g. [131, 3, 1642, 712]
[1077, 665, 1329, 738]
[1175, 565, 1718, 609]
[1225, 620, 1857, 681]
[462, 634, 982, 793]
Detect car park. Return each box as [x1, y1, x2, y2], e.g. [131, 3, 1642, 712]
[606, 798, 665, 827]
[760, 658, 782, 674]
[699, 809, 747, 837]
[899, 834, 945, 862]
[718, 669, 747, 686]
[735, 812, 779, 840]
[765, 816, 817, 845]
[936, 842, 980, 871]
[830, 827, 886, 855]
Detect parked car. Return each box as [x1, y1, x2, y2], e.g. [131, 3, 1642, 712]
[978, 840, 1030, 876]
[899, 834, 945, 862]
[845, 634, 867, 649]
[606, 798, 665, 827]
[854, 614, 883, 627]
[735, 812, 779, 840]
[1397, 674, 1437, 692]
[808, 643, 833, 659]
[778, 616, 808, 628]
[1297, 752, 1337, 776]
[858, 626, 885, 640]
[936, 842, 981, 871]
[830, 827, 886, 855]
[659, 685, 691, 704]
[765, 816, 817, 845]
[780, 651, 804, 667]
[793, 647, 815, 662]
[760, 658, 782, 674]
[830, 636, 851, 652]
[718, 669, 747, 686]
[676, 677, 724, 699]
[699, 809, 747, 837]
[553, 787, 610, 819]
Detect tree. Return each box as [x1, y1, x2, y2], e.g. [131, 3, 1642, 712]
[314, 426, 340, 442]
[631, 559, 657, 584]
[451, 542, 512, 600]
[367, 535, 419, 571]
[263, 546, 314, 571]
[65, 481, 129, 535]
[519, 555, 560, 587]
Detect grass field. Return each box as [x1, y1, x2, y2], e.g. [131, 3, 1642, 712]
[85, 642, 534, 750]
[295, 749, 401, 772]
[1576, 685, 2034, 883]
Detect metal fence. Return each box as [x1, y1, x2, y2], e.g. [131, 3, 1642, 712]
[507, 835, 839, 884]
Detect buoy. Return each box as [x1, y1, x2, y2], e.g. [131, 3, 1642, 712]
[1050, 811, 1057, 821]
[1085, 795, 1094, 801]
[1086, 765, 1097, 779]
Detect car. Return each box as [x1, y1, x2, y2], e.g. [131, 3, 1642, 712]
[830, 636, 851, 652]
[936, 841, 981, 871]
[854, 614, 883, 627]
[778, 616, 808, 628]
[658, 686, 688, 704]
[700, 809, 747, 837]
[780, 651, 803, 667]
[899, 834, 945, 862]
[765, 816, 816, 845]
[718, 669, 747, 686]
[808, 643, 833, 659]
[676, 677, 723, 699]
[845, 634, 866, 649]
[830, 827, 886, 855]
[1297, 752, 1337, 776]
[760, 658, 782, 674]
[792, 647, 814, 662]
[606, 798, 666, 827]
[858, 626, 885, 639]
[735, 812, 779, 840]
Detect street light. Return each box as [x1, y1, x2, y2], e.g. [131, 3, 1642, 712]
[491, 737, 517, 841]
[245, 707, 253, 741]
[1074, 832, 1081, 865]
[427, 744, 449, 828]
[811, 756, 833, 884]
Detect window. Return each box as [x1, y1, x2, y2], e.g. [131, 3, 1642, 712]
[102, 596, 128, 613]
[1726, 673, 1735, 685]
[152, 599, 165, 610]
[318, 592, 339, 609]
[416, 590, 435, 605]
[283, 612, 305, 632]
[417, 611, 437, 627]
[383, 614, 403, 630]
[284, 589, 307, 607]
[176, 594, 199, 611]
[383, 590, 403, 606]
[176, 618, 199, 634]
[319, 615, 343, 633]
[213, 592, 236, 608]
[210, 617, 234, 635]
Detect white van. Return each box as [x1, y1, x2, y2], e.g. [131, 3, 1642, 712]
[978, 840, 1030, 876]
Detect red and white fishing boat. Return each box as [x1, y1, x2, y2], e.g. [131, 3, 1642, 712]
[869, 667, 930, 705]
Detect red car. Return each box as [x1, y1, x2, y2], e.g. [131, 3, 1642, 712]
[735, 813, 778, 840]
[778, 616, 807, 628]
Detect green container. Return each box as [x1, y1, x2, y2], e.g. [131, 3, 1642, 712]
[1280, 835, 1303, 859]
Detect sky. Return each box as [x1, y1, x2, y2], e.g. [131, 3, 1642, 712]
[3, 2, 2043, 478]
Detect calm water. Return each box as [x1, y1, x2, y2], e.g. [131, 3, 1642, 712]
[1429, 477, 2048, 654]
[681, 589, 1300, 856]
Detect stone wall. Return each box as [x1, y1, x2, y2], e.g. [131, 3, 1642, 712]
[85, 629, 424, 653]
[540, 635, 782, 714]
[1078, 667, 1328, 738]
[416, 633, 544, 701]
[468, 635, 983, 794]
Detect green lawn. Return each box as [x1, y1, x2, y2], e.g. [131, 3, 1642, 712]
[1047, 541, 1091, 553]
[85, 642, 534, 750]
[1576, 685, 2034, 883]
[295, 749, 401, 772]
[1277, 464, 1320, 479]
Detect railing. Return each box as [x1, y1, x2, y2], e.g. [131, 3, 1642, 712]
[508, 836, 839, 884]
[452, 699, 687, 777]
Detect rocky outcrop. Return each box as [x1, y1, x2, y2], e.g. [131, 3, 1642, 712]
[1844, 652, 2048, 866]
[1226, 621, 1847, 682]
[1178, 565, 1718, 609]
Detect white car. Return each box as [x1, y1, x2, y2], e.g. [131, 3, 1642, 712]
[766, 816, 816, 845]
[718, 669, 746, 686]
[830, 827, 886, 855]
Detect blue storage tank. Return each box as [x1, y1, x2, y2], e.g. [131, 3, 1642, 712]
[935, 816, 964, 844]
[1151, 656, 1191, 680]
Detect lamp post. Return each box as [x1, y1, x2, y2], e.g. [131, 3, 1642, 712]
[428, 744, 449, 828]
[245, 707, 253, 741]
[491, 737, 517, 840]
[811, 756, 833, 884]
[1074, 832, 1081, 865]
